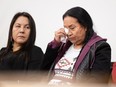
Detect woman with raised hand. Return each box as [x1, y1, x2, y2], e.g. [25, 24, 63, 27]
[41, 6, 111, 86]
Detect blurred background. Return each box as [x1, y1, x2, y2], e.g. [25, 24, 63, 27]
[0, 0, 116, 62]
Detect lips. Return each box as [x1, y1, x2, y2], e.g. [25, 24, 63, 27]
[68, 37, 75, 41]
[18, 36, 25, 38]
[68, 37, 71, 39]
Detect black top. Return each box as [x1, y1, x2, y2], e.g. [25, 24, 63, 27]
[0, 45, 44, 71]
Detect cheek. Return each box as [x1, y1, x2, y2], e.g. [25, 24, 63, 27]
[12, 30, 17, 40]
[74, 29, 86, 38]
[79, 30, 86, 40]
[26, 30, 31, 38]
[79, 29, 86, 35]
[74, 30, 81, 37]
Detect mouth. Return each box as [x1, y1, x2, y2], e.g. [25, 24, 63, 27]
[68, 37, 73, 40]
[18, 36, 25, 39]
[68, 37, 75, 42]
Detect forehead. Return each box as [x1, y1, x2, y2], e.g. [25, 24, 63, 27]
[63, 16, 78, 26]
[15, 16, 29, 24]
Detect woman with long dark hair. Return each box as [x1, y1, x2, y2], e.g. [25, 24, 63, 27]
[41, 6, 111, 85]
[0, 12, 43, 71]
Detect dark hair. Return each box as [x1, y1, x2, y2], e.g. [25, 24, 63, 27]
[0, 12, 36, 62]
[63, 6, 94, 43]
[8, 12, 36, 51]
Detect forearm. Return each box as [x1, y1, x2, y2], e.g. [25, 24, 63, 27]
[90, 42, 111, 83]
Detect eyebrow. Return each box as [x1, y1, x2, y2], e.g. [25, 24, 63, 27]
[15, 23, 29, 25]
[64, 24, 75, 28]
[69, 24, 76, 28]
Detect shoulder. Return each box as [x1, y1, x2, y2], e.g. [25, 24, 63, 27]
[89, 40, 111, 60]
[32, 45, 43, 51]
[88, 33, 111, 50]
[0, 47, 7, 57]
[0, 47, 6, 50]
[31, 45, 44, 55]
[29, 45, 44, 61]
[94, 40, 111, 61]
[0, 47, 7, 53]
[96, 40, 111, 50]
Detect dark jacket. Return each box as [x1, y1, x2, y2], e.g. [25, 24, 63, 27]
[42, 33, 111, 83]
[0, 45, 44, 71]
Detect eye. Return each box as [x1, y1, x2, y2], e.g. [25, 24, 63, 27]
[26, 26, 30, 29]
[14, 23, 21, 28]
[69, 26, 76, 30]
[15, 25, 20, 28]
[25, 25, 30, 29]
[70, 27, 75, 29]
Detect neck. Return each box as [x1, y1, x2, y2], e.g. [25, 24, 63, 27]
[73, 43, 83, 49]
[12, 43, 22, 52]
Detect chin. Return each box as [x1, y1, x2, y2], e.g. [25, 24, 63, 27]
[17, 40, 27, 44]
[69, 41, 75, 44]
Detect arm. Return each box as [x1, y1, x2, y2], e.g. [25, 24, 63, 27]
[40, 39, 62, 70]
[27, 46, 44, 70]
[89, 41, 111, 83]
[40, 28, 66, 70]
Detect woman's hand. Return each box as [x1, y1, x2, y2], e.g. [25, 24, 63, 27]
[54, 28, 67, 43]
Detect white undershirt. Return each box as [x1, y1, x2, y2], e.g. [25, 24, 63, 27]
[48, 44, 81, 86]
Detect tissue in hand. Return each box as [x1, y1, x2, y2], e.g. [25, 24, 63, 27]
[60, 28, 68, 43]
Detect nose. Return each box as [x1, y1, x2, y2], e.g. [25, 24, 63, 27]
[64, 28, 68, 34]
[67, 30, 72, 37]
[66, 29, 70, 34]
[67, 32, 71, 36]
[19, 27, 24, 33]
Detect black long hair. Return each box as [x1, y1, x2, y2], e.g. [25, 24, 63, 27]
[0, 12, 36, 62]
[63, 6, 94, 44]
